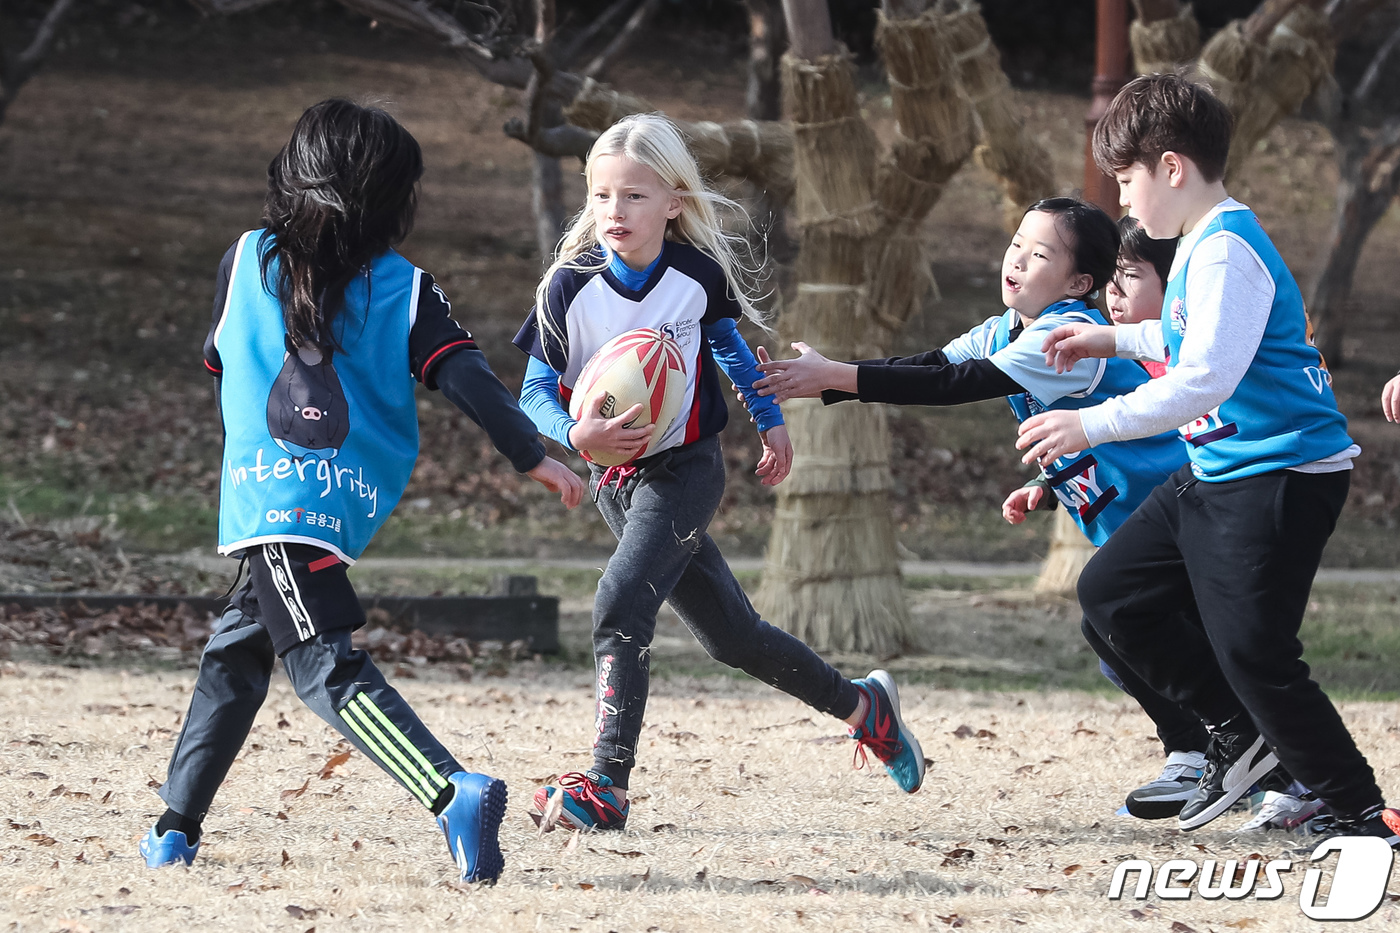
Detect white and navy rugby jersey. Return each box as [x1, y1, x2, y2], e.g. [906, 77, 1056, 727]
[512, 241, 739, 456]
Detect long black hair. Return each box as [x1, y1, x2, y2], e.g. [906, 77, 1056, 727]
[260, 99, 423, 350]
[1025, 197, 1120, 298]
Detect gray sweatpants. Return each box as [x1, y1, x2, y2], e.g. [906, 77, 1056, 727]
[160, 602, 462, 820]
[588, 435, 860, 788]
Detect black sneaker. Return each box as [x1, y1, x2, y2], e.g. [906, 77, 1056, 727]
[1124, 750, 1206, 820]
[1310, 805, 1400, 847]
[1177, 720, 1278, 831]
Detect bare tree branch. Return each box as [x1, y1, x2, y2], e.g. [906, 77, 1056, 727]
[335, 0, 509, 70]
[1328, 0, 1396, 40]
[582, 0, 660, 79]
[1, 0, 80, 126]
[185, 0, 287, 15]
[503, 116, 598, 157]
[15, 0, 79, 74]
[1355, 17, 1400, 100]
[554, 0, 640, 68]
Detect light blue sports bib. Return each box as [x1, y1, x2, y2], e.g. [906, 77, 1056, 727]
[214, 230, 420, 562]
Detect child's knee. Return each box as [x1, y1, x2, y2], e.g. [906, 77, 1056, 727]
[1075, 555, 1116, 616]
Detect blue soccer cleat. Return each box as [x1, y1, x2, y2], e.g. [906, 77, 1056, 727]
[849, 670, 925, 794]
[532, 770, 630, 831]
[139, 826, 200, 867]
[437, 771, 508, 883]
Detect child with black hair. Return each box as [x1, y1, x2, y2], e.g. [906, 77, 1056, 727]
[756, 198, 1210, 819]
[757, 198, 1184, 547]
[139, 99, 584, 883]
[1022, 73, 1397, 842]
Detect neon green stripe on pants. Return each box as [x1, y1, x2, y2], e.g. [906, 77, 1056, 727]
[338, 704, 434, 808]
[352, 693, 449, 791]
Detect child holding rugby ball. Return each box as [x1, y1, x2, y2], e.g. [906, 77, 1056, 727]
[514, 114, 924, 831]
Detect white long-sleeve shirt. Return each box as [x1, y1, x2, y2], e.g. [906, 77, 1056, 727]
[1079, 199, 1356, 473]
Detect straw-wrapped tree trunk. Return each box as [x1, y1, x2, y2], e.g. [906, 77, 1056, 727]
[1129, 0, 1201, 75]
[748, 0, 979, 654]
[1121, 0, 1400, 365]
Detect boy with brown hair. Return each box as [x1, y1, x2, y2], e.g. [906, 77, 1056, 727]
[1017, 74, 1397, 843]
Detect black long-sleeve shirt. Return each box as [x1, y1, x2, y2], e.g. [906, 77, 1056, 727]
[820, 324, 1027, 408]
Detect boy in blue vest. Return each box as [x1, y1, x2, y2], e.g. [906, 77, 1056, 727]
[1018, 74, 1398, 844]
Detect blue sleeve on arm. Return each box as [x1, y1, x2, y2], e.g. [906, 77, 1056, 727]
[702, 318, 784, 433]
[521, 356, 577, 451]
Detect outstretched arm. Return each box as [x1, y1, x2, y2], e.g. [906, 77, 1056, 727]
[703, 318, 785, 432]
[433, 349, 546, 473]
[755, 341, 1023, 406]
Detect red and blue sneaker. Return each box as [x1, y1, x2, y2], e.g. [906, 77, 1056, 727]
[139, 826, 200, 867]
[849, 670, 925, 793]
[533, 770, 629, 831]
[437, 771, 508, 883]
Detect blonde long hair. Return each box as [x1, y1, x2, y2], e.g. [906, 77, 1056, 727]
[535, 114, 764, 356]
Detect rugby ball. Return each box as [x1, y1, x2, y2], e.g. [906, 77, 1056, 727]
[568, 327, 687, 466]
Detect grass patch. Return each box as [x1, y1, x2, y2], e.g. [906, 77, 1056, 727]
[0, 472, 216, 551]
[338, 563, 1399, 699]
[1299, 581, 1400, 698]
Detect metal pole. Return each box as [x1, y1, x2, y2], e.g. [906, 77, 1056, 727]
[1084, 0, 1129, 213]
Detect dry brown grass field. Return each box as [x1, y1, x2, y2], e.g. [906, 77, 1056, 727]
[3, 655, 1399, 933]
[5, 7, 1400, 930]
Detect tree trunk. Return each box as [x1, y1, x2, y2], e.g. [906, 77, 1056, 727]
[943, 6, 1056, 231]
[531, 152, 568, 263]
[745, 0, 787, 122]
[756, 2, 978, 655]
[1199, 1, 1335, 183]
[1311, 121, 1400, 365]
[755, 47, 914, 656]
[530, 0, 568, 264]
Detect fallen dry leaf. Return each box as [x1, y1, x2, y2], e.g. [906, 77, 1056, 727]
[319, 750, 351, 779]
[281, 778, 310, 800]
[941, 847, 975, 867]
